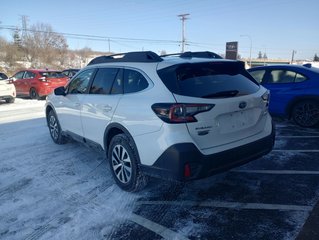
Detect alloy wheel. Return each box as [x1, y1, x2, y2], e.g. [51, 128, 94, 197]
[49, 115, 59, 140]
[111, 144, 132, 184]
[293, 101, 319, 127]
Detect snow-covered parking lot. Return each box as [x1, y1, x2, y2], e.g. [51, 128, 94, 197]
[1, 98, 319, 240]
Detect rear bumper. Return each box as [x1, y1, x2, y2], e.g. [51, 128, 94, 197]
[38, 87, 55, 97]
[140, 122, 275, 181]
[38, 83, 66, 97]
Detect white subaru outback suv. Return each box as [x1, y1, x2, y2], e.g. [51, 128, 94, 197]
[45, 51, 275, 192]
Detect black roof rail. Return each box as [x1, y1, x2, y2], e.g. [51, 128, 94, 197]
[161, 51, 223, 59]
[87, 51, 163, 65]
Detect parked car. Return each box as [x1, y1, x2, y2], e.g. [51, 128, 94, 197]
[0, 72, 16, 103]
[248, 64, 319, 127]
[62, 68, 80, 79]
[46, 51, 275, 191]
[11, 69, 69, 99]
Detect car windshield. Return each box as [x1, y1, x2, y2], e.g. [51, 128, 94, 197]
[40, 71, 65, 78]
[157, 61, 260, 98]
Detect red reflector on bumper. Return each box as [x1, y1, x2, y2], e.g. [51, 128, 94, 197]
[184, 163, 191, 177]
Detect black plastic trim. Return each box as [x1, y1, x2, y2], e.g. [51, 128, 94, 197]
[103, 123, 142, 164]
[88, 51, 163, 65]
[161, 51, 222, 59]
[140, 123, 275, 181]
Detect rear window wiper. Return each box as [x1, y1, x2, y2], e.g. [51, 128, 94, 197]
[202, 90, 239, 98]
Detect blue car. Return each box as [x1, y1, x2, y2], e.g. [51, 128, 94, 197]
[248, 64, 319, 127]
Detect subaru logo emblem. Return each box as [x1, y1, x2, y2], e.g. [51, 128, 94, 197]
[239, 101, 247, 109]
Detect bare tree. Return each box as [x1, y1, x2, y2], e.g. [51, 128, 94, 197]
[22, 23, 68, 68]
[0, 37, 24, 74]
[76, 47, 93, 67]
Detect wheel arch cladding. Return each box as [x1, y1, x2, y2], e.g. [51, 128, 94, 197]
[104, 123, 142, 164]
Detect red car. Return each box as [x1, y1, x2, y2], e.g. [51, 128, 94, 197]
[12, 69, 68, 99]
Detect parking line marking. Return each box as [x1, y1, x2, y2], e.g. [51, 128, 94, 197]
[136, 201, 312, 211]
[277, 128, 319, 134]
[276, 136, 319, 138]
[232, 169, 319, 175]
[272, 150, 319, 153]
[129, 213, 190, 240]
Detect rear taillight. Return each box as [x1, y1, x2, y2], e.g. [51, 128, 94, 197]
[39, 77, 48, 82]
[261, 90, 270, 114]
[262, 90, 270, 106]
[152, 103, 214, 123]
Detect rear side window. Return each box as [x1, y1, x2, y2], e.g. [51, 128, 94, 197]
[157, 62, 259, 98]
[295, 73, 307, 83]
[0, 73, 8, 80]
[124, 69, 149, 94]
[90, 68, 119, 94]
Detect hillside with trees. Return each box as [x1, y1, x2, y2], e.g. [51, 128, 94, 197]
[0, 23, 110, 76]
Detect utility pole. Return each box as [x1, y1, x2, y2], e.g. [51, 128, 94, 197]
[178, 13, 190, 53]
[240, 34, 252, 67]
[20, 15, 29, 39]
[291, 50, 296, 64]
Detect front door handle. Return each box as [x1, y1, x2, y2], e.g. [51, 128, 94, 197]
[101, 105, 112, 112]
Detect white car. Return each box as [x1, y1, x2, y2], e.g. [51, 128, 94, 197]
[0, 72, 16, 103]
[45, 51, 275, 191]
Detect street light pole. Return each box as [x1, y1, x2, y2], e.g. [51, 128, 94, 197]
[240, 35, 252, 67]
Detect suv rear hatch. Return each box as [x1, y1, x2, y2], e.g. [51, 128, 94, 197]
[39, 71, 68, 87]
[157, 61, 269, 150]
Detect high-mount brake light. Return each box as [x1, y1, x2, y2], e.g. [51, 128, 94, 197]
[152, 103, 214, 123]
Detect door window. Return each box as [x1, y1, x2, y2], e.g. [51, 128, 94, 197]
[110, 69, 123, 94]
[13, 71, 25, 79]
[68, 69, 95, 94]
[268, 70, 296, 84]
[249, 70, 266, 83]
[89, 68, 119, 94]
[24, 71, 36, 79]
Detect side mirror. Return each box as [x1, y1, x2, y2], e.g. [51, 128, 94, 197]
[54, 86, 66, 96]
[9, 77, 16, 81]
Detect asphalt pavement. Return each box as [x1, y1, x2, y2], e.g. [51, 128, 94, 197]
[1, 101, 319, 240]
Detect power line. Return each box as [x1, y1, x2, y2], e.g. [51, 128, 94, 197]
[0, 25, 179, 44]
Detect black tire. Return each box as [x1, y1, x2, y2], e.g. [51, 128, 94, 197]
[47, 110, 67, 144]
[5, 97, 15, 103]
[108, 134, 148, 192]
[30, 88, 39, 100]
[292, 100, 319, 128]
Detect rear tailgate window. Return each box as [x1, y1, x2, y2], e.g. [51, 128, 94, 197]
[40, 71, 65, 78]
[157, 61, 260, 98]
